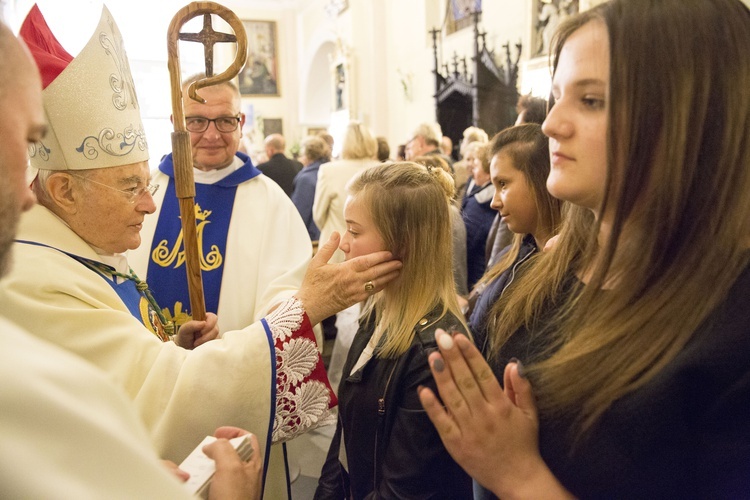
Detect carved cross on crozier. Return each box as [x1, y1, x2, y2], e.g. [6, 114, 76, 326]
[178, 13, 237, 77]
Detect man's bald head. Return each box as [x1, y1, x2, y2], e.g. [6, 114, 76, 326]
[0, 22, 46, 277]
[264, 133, 285, 155]
[0, 23, 22, 92]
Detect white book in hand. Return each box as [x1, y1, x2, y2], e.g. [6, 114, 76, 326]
[179, 434, 254, 499]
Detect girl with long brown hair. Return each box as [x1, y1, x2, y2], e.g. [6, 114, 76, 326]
[468, 123, 563, 356]
[420, 0, 750, 497]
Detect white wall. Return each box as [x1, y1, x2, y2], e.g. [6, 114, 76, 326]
[9, 0, 750, 165]
[296, 0, 336, 130]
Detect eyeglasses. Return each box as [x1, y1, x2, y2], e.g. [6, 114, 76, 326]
[70, 173, 159, 204]
[185, 115, 241, 133]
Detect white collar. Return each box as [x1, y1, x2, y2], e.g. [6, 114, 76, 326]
[192, 155, 244, 184]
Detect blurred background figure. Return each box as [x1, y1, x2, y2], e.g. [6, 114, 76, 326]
[413, 155, 468, 298]
[441, 135, 454, 161]
[515, 93, 548, 126]
[376, 136, 391, 162]
[316, 131, 335, 161]
[396, 144, 407, 161]
[454, 126, 489, 199]
[408, 122, 454, 167]
[291, 135, 331, 243]
[461, 141, 495, 291]
[313, 121, 379, 264]
[257, 133, 303, 197]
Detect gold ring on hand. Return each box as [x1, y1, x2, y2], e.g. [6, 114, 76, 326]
[364, 280, 375, 292]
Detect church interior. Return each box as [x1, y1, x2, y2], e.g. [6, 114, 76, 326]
[3, 0, 749, 498]
[0, 2, 585, 496]
[1, 0, 612, 168]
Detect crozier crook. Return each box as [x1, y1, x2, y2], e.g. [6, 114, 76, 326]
[166, 2, 247, 320]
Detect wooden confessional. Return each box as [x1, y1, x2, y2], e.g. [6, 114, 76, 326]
[431, 11, 521, 157]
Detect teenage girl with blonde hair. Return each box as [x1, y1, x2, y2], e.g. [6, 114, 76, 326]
[315, 162, 472, 499]
[412, 154, 469, 298]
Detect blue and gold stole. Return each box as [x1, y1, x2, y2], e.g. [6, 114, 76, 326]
[15, 240, 172, 341]
[147, 152, 261, 325]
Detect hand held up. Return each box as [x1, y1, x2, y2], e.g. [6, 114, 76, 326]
[295, 232, 402, 325]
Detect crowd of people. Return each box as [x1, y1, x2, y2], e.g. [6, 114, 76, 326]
[1, 0, 749, 498]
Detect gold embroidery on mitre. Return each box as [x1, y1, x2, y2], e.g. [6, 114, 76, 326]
[151, 203, 223, 271]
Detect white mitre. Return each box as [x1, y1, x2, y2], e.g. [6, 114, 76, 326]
[21, 4, 149, 171]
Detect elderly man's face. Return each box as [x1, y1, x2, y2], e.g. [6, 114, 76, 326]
[65, 162, 156, 254]
[184, 85, 245, 172]
[0, 37, 46, 277]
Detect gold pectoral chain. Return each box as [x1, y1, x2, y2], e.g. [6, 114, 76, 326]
[81, 260, 175, 340]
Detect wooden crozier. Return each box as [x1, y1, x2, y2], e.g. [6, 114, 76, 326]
[167, 2, 247, 321]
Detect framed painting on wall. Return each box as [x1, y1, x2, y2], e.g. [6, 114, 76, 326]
[262, 118, 283, 137]
[532, 0, 580, 57]
[329, 38, 353, 117]
[307, 127, 328, 136]
[446, 0, 482, 35]
[238, 20, 280, 96]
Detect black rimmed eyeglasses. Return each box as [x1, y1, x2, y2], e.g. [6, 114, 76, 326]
[185, 115, 242, 133]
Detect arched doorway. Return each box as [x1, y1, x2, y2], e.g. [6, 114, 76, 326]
[301, 40, 336, 126]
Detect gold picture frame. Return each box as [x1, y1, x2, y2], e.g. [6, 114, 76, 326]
[238, 20, 279, 96]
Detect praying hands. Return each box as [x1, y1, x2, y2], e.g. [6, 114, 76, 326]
[418, 329, 573, 500]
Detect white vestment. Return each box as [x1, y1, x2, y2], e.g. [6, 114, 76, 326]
[130, 155, 313, 332]
[128, 156, 319, 499]
[0, 316, 193, 499]
[0, 204, 335, 500]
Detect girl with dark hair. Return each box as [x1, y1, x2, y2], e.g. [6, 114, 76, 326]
[420, 0, 750, 497]
[468, 123, 563, 356]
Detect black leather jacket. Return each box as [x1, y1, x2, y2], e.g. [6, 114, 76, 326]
[314, 306, 473, 500]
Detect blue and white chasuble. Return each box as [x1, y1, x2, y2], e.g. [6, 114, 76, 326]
[147, 152, 262, 324]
